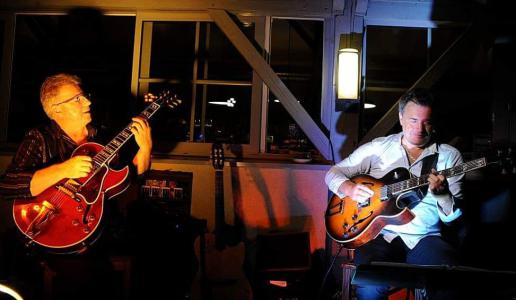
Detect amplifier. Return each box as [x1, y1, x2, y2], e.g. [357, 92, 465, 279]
[139, 170, 193, 215]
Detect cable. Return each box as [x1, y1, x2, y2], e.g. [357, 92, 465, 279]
[329, 133, 336, 165]
[316, 243, 345, 300]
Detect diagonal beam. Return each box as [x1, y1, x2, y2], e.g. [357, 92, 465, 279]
[359, 25, 476, 145]
[209, 9, 330, 159]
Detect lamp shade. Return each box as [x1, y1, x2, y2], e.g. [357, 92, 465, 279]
[337, 48, 359, 100]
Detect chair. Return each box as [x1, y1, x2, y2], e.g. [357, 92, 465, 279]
[341, 254, 425, 300]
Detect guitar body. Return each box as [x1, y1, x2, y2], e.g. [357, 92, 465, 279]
[325, 167, 416, 248]
[192, 232, 252, 300]
[12, 142, 130, 253]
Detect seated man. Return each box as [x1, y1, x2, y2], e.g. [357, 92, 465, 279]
[325, 88, 464, 300]
[0, 73, 152, 298]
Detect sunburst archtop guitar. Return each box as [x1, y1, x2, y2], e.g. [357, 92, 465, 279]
[12, 91, 181, 253]
[325, 157, 499, 249]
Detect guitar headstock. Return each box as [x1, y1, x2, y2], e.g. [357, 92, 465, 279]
[144, 90, 182, 109]
[211, 143, 225, 170]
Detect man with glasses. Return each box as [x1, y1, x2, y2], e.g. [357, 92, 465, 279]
[0, 73, 152, 298]
[1, 73, 152, 198]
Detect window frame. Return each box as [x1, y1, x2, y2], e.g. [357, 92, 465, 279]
[131, 11, 262, 157]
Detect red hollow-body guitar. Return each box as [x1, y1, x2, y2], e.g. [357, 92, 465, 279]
[325, 157, 490, 249]
[12, 91, 180, 253]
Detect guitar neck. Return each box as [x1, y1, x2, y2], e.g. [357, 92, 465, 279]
[215, 170, 225, 232]
[92, 101, 162, 168]
[388, 157, 487, 195]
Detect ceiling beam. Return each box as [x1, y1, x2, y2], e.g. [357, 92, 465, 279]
[0, 0, 333, 18]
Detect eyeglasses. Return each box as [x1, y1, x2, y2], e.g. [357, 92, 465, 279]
[52, 93, 91, 106]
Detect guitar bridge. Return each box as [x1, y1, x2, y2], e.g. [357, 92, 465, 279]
[57, 179, 81, 202]
[26, 200, 57, 237]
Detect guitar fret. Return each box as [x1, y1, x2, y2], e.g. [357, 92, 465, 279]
[388, 157, 488, 195]
[105, 145, 115, 153]
[109, 143, 119, 151]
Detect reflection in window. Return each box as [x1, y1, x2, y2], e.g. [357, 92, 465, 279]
[362, 26, 465, 133]
[138, 20, 254, 150]
[267, 19, 323, 154]
[196, 84, 251, 143]
[363, 26, 427, 135]
[9, 12, 135, 142]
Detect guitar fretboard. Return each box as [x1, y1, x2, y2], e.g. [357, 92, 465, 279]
[383, 157, 486, 197]
[92, 101, 161, 169]
[215, 170, 225, 232]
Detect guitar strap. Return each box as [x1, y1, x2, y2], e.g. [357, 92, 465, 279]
[414, 151, 439, 202]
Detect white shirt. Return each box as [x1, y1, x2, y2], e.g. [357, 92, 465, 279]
[325, 132, 464, 249]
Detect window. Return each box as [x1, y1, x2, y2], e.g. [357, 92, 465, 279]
[267, 19, 324, 155]
[363, 26, 427, 135]
[135, 16, 254, 154]
[363, 25, 490, 147]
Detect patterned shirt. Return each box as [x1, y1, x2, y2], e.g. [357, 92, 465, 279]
[325, 132, 464, 249]
[0, 121, 97, 199]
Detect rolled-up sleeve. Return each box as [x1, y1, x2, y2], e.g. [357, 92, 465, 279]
[435, 147, 464, 223]
[325, 143, 375, 198]
[0, 129, 45, 200]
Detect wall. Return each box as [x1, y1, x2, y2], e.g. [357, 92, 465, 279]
[0, 154, 330, 252]
[152, 158, 330, 252]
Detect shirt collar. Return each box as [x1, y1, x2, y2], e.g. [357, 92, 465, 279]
[397, 132, 439, 157]
[49, 120, 96, 145]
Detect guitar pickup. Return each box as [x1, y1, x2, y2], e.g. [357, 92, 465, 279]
[57, 185, 80, 202]
[358, 199, 370, 208]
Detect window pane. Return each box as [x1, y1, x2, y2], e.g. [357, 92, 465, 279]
[366, 26, 426, 88]
[193, 84, 251, 144]
[200, 22, 254, 81]
[9, 12, 135, 142]
[144, 82, 193, 152]
[267, 19, 323, 153]
[267, 92, 314, 154]
[363, 26, 427, 133]
[430, 27, 463, 65]
[148, 21, 196, 79]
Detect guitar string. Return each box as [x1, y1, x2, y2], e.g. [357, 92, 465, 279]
[387, 158, 484, 194]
